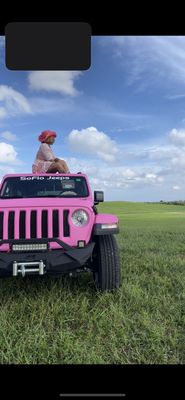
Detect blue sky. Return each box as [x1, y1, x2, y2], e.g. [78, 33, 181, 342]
[1, 35, 185, 201]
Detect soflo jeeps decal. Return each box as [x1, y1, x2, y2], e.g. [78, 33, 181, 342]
[0, 173, 121, 291]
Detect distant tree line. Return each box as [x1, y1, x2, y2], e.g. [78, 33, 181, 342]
[159, 200, 185, 205]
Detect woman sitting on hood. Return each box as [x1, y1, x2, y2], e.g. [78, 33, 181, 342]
[32, 130, 70, 174]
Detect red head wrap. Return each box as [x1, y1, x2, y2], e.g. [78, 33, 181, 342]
[38, 130, 57, 142]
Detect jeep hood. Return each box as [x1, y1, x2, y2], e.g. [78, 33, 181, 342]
[0, 197, 93, 209]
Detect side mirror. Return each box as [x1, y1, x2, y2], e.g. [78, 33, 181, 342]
[94, 191, 104, 204]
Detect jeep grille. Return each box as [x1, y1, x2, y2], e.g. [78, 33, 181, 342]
[0, 209, 70, 240]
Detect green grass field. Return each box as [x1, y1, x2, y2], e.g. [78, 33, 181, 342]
[0, 202, 184, 364]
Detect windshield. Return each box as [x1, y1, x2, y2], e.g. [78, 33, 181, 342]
[0, 176, 89, 198]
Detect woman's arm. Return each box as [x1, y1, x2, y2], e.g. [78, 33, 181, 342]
[40, 143, 56, 161]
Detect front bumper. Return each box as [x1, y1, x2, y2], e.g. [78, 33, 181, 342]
[0, 238, 95, 277]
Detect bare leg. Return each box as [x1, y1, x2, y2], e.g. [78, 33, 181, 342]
[46, 161, 70, 173]
[46, 163, 59, 173]
[58, 160, 70, 173]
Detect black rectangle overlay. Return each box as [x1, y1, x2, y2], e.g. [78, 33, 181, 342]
[5, 22, 91, 70]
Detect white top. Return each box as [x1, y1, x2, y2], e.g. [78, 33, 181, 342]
[32, 143, 57, 173]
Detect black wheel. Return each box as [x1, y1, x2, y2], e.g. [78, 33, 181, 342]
[92, 234, 121, 291]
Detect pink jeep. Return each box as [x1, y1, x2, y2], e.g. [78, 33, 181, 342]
[0, 173, 120, 290]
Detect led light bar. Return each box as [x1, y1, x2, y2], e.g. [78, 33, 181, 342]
[12, 243, 48, 251]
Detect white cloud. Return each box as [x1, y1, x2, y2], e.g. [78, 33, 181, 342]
[119, 143, 181, 164]
[0, 142, 21, 164]
[147, 146, 176, 161]
[114, 124, 152, 132]
[0, 85, 32, 119]
[63, 123, 185, 200]
[169, 128, 185, 146]
[64, 157, 99, 176]
[68, 126, 119, 162]
[65, 127, 185, 196]
[64, 156, 165, 191]
[28, 71, 82, 96]
[29, 96, 75, 115]
[86, 96, 150, 120]
[171, 155, 185, 168]
[62, 154, 185, 201]
[0, 131, 17, 141]
[0, 165, 16, 183]
[0, 107, 7, 118]
[99, 36, 185, 88]
[166, 93, 185, 100]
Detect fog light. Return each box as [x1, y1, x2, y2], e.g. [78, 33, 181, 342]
[101, 223, 118, 229]
[78, 240, 85, 248]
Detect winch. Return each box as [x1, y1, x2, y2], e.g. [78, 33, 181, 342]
[12, 260, 45, 277]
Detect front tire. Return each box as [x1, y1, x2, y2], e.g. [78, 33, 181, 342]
[93, 234, 121, 291]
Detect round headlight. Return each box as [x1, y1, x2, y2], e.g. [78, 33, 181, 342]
[72, 209, 89, 227]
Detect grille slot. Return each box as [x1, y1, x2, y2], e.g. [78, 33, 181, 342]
[53, 210, 59, 237]
[41, 210, 48, 238]
[0, 212, 3, 239]
[8, 211, 15, 239]
[19, 211, 26, 239]
[63, 210, 70, 237]
[31, 210, 37, 238]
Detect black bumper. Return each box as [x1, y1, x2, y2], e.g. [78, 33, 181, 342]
[0, 238, 95, 277]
